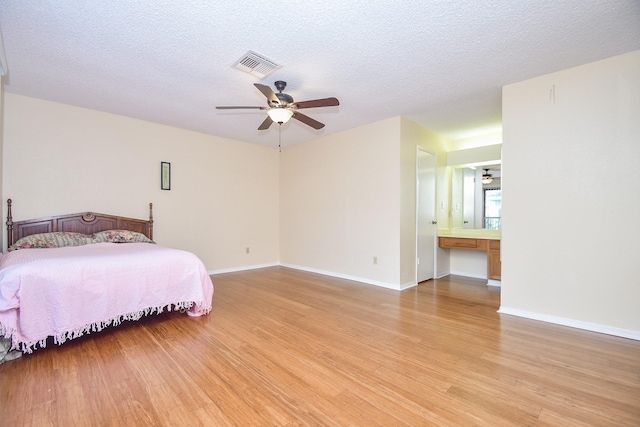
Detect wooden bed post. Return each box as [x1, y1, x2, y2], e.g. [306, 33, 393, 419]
[6, 199, 13, 247]
[149, 202, 154, 241]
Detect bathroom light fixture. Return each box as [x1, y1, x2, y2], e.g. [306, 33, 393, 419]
[481, 169, 493, 184]
[267, 108, 293, 124]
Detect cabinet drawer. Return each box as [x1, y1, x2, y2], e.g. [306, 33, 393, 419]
[489, 240, 501, 250]
[439, 237, 479, 249]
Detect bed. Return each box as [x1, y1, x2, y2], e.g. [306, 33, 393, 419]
[0, 199, 214, 355]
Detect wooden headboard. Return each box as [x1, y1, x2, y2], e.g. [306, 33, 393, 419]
[5, 199, 154, 247]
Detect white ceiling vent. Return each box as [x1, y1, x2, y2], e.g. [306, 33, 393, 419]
[232, 51, 281, 79]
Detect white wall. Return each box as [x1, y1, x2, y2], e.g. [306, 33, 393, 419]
[446, 144, 502, 166]
[501, 50, 640, 338]
[280, 117, 402, 288]
[2, 94, 280, 272]
[2, 96, 453, 287]
[450, 250, 487, 279]
[399, 117, 450, 284]
[280, 116, 449, 289]
[2, 94, 466, 292]
[447, 129, 502, 152]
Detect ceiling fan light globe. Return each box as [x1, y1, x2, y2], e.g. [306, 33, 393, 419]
[267, 108, 293, 124]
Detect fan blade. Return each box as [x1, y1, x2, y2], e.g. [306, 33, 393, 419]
[216, 106, 267, 110]
[254, 83, 279, 106]
[292, 111, 325, 130]
[291, 97, 339, 109]
[258, 116, 273, 130]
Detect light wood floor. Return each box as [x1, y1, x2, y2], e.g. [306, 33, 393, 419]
[1, 267, 639, 426]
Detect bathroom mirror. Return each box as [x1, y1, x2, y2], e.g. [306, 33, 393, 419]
[451, 164, 501, 229]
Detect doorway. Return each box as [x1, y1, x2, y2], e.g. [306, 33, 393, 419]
[416, 148, 437, 283]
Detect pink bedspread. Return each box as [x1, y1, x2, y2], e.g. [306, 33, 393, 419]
[0, 243, 214, 353]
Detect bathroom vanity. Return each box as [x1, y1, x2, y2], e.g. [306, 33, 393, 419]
[438, 229, 501, 282]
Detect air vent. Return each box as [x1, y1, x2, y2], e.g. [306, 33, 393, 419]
[232, 51, 281, 79]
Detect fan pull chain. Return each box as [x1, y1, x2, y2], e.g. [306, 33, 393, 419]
[278, 124, 282, 152]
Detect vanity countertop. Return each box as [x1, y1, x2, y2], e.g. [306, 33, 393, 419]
[437, 228, 501, 240]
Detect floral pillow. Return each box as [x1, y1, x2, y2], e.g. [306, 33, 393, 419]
[8, 232, 93, 251]
[91, 230, 155, 244]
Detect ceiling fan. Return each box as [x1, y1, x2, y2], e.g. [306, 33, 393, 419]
[216, 81, 339, 130]
[482, 169, 493, 184]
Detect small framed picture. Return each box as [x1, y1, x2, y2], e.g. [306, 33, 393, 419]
[161, 162, 171, 190]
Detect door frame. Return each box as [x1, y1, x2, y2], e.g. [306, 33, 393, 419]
[416, 147, 438, 283]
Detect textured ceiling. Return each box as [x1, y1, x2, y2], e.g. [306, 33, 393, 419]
[1, 1, 639, 148]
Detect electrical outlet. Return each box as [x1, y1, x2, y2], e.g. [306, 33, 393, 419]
[245, 247, 250, 254]
[373, 256, 378, 265]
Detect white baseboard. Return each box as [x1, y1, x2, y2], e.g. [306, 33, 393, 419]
[443, 271, 499, 287]
[400, 280, 418, 290]
[498, 307, 640, 341]
[209, 262, 417, 291]
[208, 262, 279, 275]
[209, 264, 479, 292]
[450, 270, 487, 280]
[280, 263, 405, 291]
